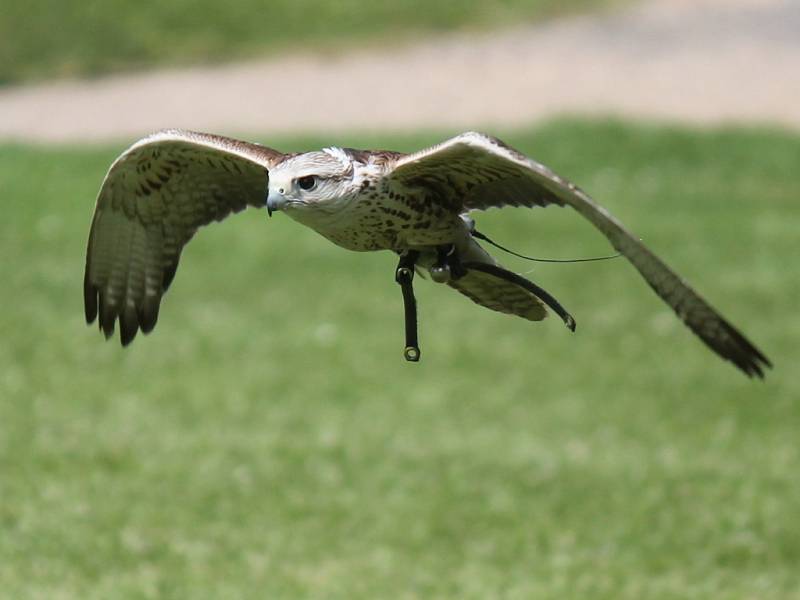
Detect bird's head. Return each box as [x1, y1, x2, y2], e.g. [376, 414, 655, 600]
[266, 148, 357, 217]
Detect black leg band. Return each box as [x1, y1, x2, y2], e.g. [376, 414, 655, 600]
[395, 251, 421, 362]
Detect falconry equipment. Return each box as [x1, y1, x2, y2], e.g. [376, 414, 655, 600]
[83, 130, 771, 378]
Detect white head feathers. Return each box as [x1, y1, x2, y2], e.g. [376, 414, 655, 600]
[322, 147, 352, 170]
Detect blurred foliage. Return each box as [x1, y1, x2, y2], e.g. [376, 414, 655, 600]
[0, 0, 622, 84]
[1, 120, 798, 598]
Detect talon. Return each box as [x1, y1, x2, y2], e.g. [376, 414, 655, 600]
[404, 346, 420, 362]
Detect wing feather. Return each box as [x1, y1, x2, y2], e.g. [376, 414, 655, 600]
[84, 129, 285, 344]
[387, 132, 771, 377]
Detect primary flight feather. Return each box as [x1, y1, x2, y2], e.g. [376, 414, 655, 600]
[83, 129, 771, 378]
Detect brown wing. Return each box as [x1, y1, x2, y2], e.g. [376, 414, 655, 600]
[387, 132, 771, 378]
[388, 132, 566, 211]
[84, 129, 285, 345]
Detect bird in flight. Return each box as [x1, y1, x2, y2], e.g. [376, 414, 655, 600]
[83, 129, 771, 378]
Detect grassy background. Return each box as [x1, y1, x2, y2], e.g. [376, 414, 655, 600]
[1, 120, 798, 598]
[0, 0, 621, 84]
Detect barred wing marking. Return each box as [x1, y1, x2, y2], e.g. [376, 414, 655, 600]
[448, 268, 547, 322]
[389, 132, 567, 211]
[387, 132, 771, 377]
[84, 129, 285, 345]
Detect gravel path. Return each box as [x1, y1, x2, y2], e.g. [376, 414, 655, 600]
[1, 0, 797, 143]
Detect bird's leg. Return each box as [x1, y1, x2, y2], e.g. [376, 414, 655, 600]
[395, 250, 421, 362]
[430, 244, 467, 283]
[429, 245, 454, 283]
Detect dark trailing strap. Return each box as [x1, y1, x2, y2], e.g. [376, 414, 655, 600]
[472, 229, 622, 264]
[395, 251, 421, 362]
[461, 261, 577, 332]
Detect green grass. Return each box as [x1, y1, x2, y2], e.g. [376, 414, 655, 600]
[1, 120, 798, 598]
[0, 0, 622, 85]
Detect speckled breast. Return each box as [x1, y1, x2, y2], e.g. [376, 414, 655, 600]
[319, 180, 463, 252]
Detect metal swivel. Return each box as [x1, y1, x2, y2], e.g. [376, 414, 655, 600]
[395, 266, 414, 284]
[430, 244, 456, 283]
[430, 264, 451, 283]
[404, 346, 420, 362]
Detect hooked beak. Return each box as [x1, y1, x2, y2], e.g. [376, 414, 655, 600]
[266, 189, 287, 217]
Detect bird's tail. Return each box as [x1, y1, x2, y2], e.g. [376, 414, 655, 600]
[445, 236, 548, 321]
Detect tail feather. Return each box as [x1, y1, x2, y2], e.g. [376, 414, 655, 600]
[448, 267, 548, 321]
[442, 236, 548, 321]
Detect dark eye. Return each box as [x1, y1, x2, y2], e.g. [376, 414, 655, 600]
[297, 175, 317, 191]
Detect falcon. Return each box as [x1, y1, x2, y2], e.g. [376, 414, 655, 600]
[83, 129, 771, 378]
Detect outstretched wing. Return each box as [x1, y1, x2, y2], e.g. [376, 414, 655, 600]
[84, 129, 285, 345]
[386, 132, 771, 378]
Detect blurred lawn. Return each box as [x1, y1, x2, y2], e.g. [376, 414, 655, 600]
[1, 120, 798, 598]
[0, 0, 621, 84]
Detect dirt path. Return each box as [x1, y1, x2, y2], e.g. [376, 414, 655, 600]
[1, 0, 797, 143]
